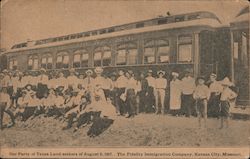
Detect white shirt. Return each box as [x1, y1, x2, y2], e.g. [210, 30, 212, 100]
[193, 84, 210, 100]
[67, 75, 79, 89]
[146, 76, 156, 88]
[116, 75, 127, 88]
[155, 78, 167, 89]
[181, 76, 196, 95]
[93, 76, 106, 88]
[37, 74, 49, 85]
[0, 92, 11, 107]
[220, 87, 237, 101]
[209, 81, 223, 93]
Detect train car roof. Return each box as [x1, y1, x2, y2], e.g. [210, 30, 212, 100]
[4, 11, 222, 54]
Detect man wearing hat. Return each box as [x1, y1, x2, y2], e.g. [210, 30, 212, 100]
[219, 77, 237, 129]
[83, 69, 94, 91]
[193, 76, 210, 128]
[146, 70, 156, 112]
[155, 70, 167, 114]
[169, 72, 182, 116]
[207, 73, 223, 118]
[37, 68, 49, 99]
[181, 70, 196, 117]
[93, 67, 107, 101]
[115, 69, 127, 115]
[67, 68, 79, 90]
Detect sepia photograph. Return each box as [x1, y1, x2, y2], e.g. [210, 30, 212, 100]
[0, 0, 249, 158]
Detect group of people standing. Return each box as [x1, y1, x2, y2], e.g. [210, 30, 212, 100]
[0, 66, 237, 133]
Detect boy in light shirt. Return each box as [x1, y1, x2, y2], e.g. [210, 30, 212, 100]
[193, 76, 210, 128]
[219, 77, 237, 129]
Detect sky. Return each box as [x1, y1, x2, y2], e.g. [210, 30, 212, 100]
[0, 0, 248, 50]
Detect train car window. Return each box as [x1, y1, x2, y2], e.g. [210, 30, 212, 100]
[175, 16, 185, 22]
[144, 47, 155, 64]
[158, 46, 170, 63]
[100, 30, 107, 34]
[187, 14, 200, 20]
[9, 58, 18, 70]
[77, 34, 83, 38]
[92, 31, 98, 36]
[127, 49, 138, 65]
[116, 50, 126, 65]
[94, 52, 102, 66]
[103, 51, 111, 66]
[63, 55, 69, 68]
[73, 54, 81, 68]
[178, 44, 192, 63]
[33, 58, 39, 70]
[84, 33, 90, 37]
[108, 28, 115, 33]
[28, 57, 33, 70]
[158, 18, 168, 25]
[56, 55, 63, 69]
[81, 53, 89, 67]
[136, 23, 144, 28]
[47, 56, 53, 69]
[144, 40, 155, 64]
[41, 57, 47, 69]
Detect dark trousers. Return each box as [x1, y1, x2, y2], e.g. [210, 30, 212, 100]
[21, 106, 37, 121]
[109, 89, 117, 106]
[37, 83, 48, 99]
[146, 86, 155, 113]
[181, 94, 195, 117]
[0, 103, 15, 129]
[103, 89, 110, 100]
[138, 90, 147, 113]
[126, 89, 136, 116]
[208, 93, 221, 118]
[116, 88, 126, 114]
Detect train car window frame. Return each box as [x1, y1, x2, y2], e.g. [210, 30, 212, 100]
[143, 39, 156, 64]
[116, 42, 138, 66]
[9, 57, 18, 70]
[93, 46, 112, 67]
[41, 54, 53, 70]
[56, 52, 69, 69]
[177, 35, 193, 63]
[156, 39, 170, 64]
[28, 55, 39, 70]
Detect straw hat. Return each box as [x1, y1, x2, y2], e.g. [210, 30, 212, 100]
[85, 69, 93, 75]
[40, 68, 46, 72]
[172, 72, 179, 77]
[148, 70, 153, 73]
[157, 70, 165, 75]
[210, 73, 217, 78]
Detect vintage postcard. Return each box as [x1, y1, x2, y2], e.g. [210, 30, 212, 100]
[0, 0, 249, 158]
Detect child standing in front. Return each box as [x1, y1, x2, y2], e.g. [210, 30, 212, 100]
[193, 76, 210, 128]
[219, 77, 237, 129]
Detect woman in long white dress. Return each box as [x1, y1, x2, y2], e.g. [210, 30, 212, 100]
[169, 72, 182, 116]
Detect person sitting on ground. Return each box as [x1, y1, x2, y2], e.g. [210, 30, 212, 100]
[0, 87, 15, 129]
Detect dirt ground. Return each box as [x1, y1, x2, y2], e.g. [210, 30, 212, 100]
[0, 114, 249, 147]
